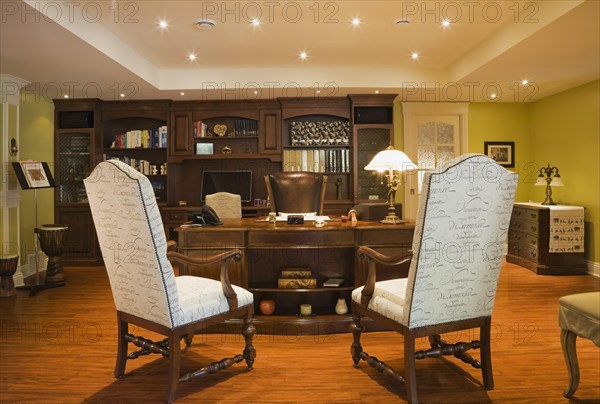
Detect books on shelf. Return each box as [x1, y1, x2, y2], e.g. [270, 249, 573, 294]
[193, 119, 258, 138]
[111, 125, 167, 149]
[323, 278, 344, 288]
[278, 268, 317, 289]
[283, 148, 350, 173]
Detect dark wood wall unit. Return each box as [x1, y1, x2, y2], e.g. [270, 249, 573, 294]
[53, 95, 398, 263]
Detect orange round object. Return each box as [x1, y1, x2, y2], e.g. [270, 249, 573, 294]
[259, 299, 276, 315]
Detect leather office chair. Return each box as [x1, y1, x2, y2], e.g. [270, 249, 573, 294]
[350, 154, 518, 403]
[205, 192, 242, 219]
[84, 160, 256, 403]
[265, 172, 328, 215]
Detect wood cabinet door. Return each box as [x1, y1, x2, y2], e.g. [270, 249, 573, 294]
[259, 109, 282, 155]
[169, 111, 193, 156]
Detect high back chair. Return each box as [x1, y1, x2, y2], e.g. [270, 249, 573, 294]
[350, 154, 518, 403]
[205, 192, 242, 219]
[84, 160, 256, 403]
[265, 172, 328, 215]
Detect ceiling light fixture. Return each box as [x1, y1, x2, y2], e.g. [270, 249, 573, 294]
[251, 18, 260, 26]
[188, 53, 197, 61]
[411, 52, 419, 60]
[195, 19, 216, 30]
[521, 79, 529, 85]
[159, 20, 168, 29]
[299, 51, 308, 60]
[393, 18, 410, 26]
[441, 20, 451, 27]
[352, 17, 361, 26]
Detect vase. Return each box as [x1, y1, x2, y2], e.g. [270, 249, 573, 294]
[335, 297, 348, 315]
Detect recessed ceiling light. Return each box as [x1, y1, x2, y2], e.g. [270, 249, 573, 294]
[351, 17, 361, 26]
[393, 18, 411, 26]
[120, 93, 125, 98]
[251, 18, 260, 26]
[411, 52, 419, 60]
[188, 53, 197, 61]
[490, 93, 497, 99]
[159, 20, 168, 29]
[441, 20, 451, 27]
[521, 79, 529, 85]
[374, 90, 380, 94]
[63, 94, 69, 98]
[180, 92, 185, 96]
[195, 19, 216, 30]
[299, 51, 308, 60]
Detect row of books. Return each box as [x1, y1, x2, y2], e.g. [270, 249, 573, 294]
[193, 119, 258, 138]
[103, 156, 158, 176]
[111, 126, 168, 149]
[283, 148, 351, 173]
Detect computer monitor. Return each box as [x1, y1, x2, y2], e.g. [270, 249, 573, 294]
[201, 170, 252, 203]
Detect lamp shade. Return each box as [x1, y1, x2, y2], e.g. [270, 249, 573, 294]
[365, 146, 417, 172]
[550, 176, 564, 186]
[535, 176, 547, 186]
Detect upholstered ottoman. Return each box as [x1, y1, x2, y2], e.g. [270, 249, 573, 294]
[558, 292, 600, 398]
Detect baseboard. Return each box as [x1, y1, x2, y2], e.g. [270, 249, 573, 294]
[587, 260, 600, 277]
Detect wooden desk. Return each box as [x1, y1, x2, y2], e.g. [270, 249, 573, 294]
[176, 218, 414, 334]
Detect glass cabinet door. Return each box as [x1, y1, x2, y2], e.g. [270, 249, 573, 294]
[56, 129, 92, 204]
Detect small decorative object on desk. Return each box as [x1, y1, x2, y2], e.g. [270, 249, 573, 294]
[335, 298, 348, 315]
[300, 304, 312, 316]
[268, 212, 277, 224]
[259, 299, 276, 316]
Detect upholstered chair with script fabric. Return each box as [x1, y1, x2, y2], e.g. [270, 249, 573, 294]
[350, 154, 518, 403]
[265, 171, 328, 215]
[84, 160, 256, 403]
[205, 192, 242, 219]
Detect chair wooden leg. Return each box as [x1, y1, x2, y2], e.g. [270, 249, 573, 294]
[561, 328, 580, 398]
[166, 333, 181, 404]
[242, 312, 256, 369]
[350, 312, 364, 366]
[114, 314, 128, 378]
[404, 333, 418, 404]
[480, 318, 494, 390]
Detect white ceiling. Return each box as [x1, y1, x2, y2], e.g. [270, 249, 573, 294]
[1, 0, 598, 102]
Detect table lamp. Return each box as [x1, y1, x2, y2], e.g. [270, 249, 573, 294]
[535, 163, 563, 205]
[365, 146, 416, 224]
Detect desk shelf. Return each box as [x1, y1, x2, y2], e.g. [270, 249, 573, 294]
[176, 218, 414, 334]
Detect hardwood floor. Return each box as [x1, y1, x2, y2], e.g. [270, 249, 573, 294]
[1, 261, 599, 403]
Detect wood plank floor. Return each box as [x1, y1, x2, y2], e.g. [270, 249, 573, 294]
[1, 261, 599, 403]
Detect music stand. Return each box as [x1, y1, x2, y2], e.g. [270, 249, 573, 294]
[12, 161, 65, 296]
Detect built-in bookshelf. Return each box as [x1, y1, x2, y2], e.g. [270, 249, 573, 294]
[282, 148, 350, 173]
[193, 118, 259, 156]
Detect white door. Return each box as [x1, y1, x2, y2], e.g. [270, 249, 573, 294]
[402, 103, 469, 220]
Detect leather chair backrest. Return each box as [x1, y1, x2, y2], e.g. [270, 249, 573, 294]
[403, 154, 518, 328]
[84, 160, 183, 328]
[265, 172, 327, 215]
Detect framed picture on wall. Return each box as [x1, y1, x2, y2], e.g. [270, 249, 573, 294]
[484, 141, 515, 168]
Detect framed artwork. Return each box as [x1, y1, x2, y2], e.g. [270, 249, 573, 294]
[484, 141, 515, 168]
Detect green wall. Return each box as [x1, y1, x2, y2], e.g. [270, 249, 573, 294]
[529, 81, 599, 262]
[18, 95, 54, 260]
[468, 103, 531, 203]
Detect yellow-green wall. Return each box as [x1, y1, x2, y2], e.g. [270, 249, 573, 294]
[529, 81, 599, 262]
[468, 103, 531, 203]
[18, 95, 54, 260]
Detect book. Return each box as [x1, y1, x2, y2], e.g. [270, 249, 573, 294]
[323, 278, 344, 287]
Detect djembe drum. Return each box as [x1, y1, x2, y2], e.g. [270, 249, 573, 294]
[36, 224, 69, 284]
[0, 255, 19, 297]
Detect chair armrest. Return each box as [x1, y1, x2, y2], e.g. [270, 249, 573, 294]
[357, 246, 413, 308]
[166, 240, 177, 252]
[167, 249, 243, 310]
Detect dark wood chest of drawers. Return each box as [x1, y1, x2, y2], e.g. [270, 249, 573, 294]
[507, 203, 586, 275]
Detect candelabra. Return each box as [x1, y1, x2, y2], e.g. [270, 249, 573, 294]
[535, 163, 563, 205]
